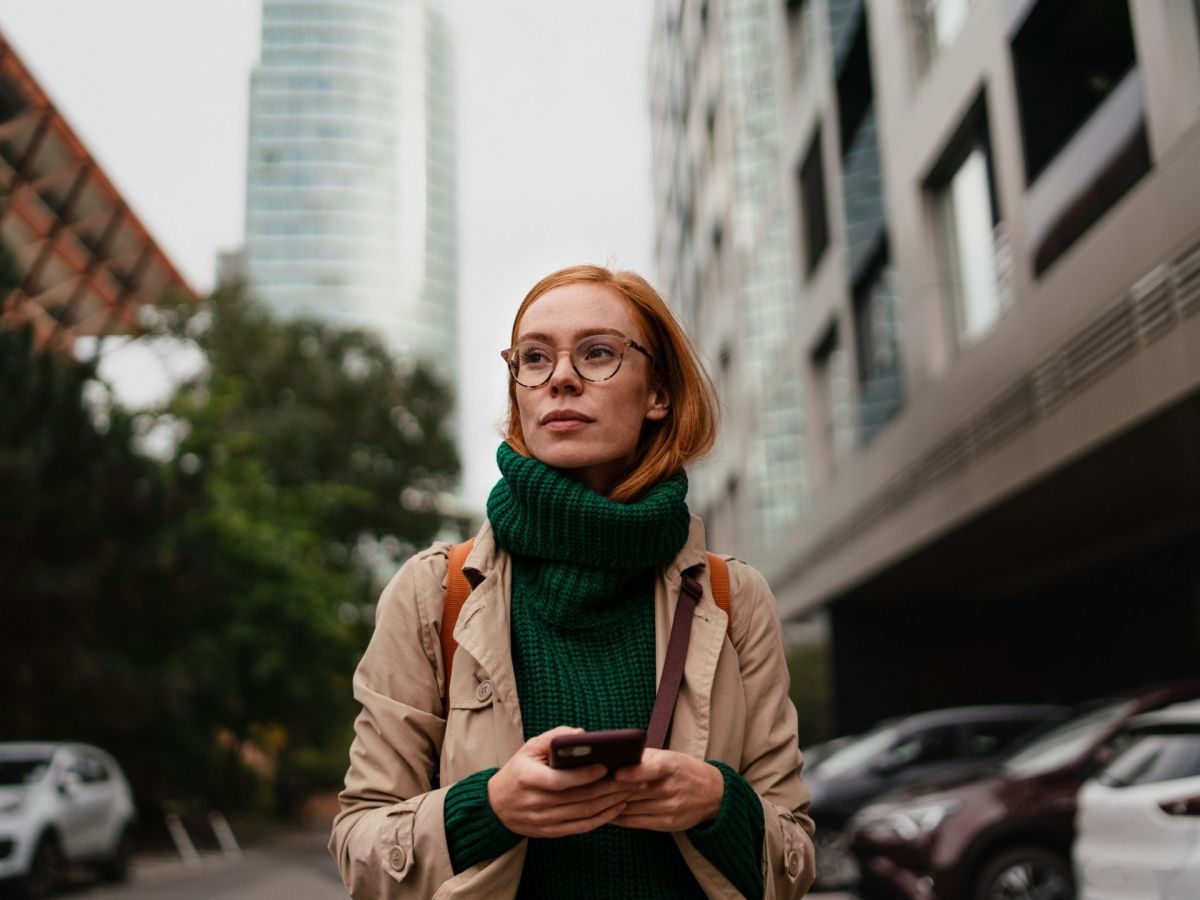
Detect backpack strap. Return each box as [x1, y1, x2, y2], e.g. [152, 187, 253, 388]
[441, 539, 474, 714]
[440, 541, 732, 713]
[706, 552, 731, 633]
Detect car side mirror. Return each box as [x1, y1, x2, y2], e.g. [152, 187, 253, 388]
[57, 771, 81, 796]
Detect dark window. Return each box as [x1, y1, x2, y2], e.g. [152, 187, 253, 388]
[963, 719, 1045, 758]
[888, 726, 959, 768]
[798, 130, 830, 276]
[1031, 128, 1150, 276]
[1010, 0, 1138, 184]
[836, 18, 873, 156]
[852, 248, 903, 443]
[1100, 732, 1200, 788]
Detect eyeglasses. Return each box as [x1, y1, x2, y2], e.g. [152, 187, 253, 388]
[501, 334, 656, 388]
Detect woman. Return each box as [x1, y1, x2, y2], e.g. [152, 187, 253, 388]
[330, 265, 815, 899]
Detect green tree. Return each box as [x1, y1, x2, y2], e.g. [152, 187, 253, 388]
[3, 260, 461, 817]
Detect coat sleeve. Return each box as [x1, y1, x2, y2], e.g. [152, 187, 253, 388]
[727, 559, 817, 899]
[328, 546, 462, 898]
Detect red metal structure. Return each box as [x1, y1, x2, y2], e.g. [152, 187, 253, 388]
[0, 31, 194, 356]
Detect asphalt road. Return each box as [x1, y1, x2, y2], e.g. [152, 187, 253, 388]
[58, 829, 347, 900]
[55, 828, 859, 899]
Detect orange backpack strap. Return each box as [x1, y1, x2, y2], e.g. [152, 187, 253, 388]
[441, 539, 474, 713]
[706, 552, 732, 634]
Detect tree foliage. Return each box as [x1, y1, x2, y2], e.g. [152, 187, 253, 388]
[2, 261, 460, 818]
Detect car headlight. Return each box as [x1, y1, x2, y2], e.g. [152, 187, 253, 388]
[855, 800, 963, 841]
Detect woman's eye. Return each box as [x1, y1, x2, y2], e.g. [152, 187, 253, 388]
[579, 340, 618, 360]
[521, 348, 551, 365]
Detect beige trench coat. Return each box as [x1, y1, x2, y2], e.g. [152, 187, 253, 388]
[330, 515, 816, 899]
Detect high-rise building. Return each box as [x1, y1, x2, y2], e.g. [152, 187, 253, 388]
[244, 0, 457, 389]
[650, 0, 1200, 729]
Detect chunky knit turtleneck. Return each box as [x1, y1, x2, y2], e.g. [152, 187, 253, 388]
[443, 444, 765, 899]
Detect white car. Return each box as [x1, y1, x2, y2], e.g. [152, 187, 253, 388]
[0, 742, 136, 897]
[1075, 699, 1200, 900]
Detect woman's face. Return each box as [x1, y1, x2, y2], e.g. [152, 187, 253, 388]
[512, 282, 669, 495]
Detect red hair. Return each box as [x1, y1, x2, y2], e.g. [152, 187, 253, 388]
[504, 264, 718, 502]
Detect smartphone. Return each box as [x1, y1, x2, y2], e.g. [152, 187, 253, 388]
[548, 728, 646, 770]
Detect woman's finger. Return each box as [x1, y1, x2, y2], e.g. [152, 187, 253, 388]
[538, 798, 628, 838]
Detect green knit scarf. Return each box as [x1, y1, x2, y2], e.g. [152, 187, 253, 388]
[486, 442, 692, 630]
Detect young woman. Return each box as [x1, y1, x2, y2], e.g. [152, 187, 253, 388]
[330, 265, 815, 899]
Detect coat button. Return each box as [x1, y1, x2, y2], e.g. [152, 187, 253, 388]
[475, 680, 493, 702]
[786, 849, 801, 878]
[389, 847, 406, 870]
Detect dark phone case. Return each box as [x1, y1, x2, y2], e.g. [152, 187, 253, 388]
[548, 728, 647, 770]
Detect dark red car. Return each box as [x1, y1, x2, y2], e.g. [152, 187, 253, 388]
[847, 680, 1200, 900]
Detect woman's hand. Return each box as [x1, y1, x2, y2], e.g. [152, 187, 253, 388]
[488, 726, 635, 838]
[610, 749, 725, 831]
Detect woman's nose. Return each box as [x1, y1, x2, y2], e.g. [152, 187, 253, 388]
[548, 349, 581, 394]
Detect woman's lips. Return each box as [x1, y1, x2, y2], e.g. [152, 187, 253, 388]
[541, 410, 594, 432]
[543, 417, 591, 433]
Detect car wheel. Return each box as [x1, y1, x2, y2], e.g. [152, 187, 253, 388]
[974, 846, 1074, 900]
[95, 826, 133, 883]
[20, 834, 63, 899]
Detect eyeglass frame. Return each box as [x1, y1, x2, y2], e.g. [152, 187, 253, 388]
[500, 333, 657, 388]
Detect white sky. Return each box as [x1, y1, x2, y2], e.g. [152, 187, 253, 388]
[0, 1, 657, 510]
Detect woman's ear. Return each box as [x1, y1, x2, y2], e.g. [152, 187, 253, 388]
[645, 384, 671, 422]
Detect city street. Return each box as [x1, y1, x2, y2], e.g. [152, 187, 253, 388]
[60, 830, 346, 900]
[50, 827, 857, 899]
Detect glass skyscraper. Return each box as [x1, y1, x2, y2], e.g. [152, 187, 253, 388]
[245, 0, 457, 388]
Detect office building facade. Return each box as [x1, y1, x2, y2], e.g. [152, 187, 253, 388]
[245, 0, 457, 387]
[650, 0, 1200, 728]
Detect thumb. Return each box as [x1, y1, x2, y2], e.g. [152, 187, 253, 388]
[524, 725, 584, 757]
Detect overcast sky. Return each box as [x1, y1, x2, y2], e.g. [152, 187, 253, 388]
[0, 1, 658, 509]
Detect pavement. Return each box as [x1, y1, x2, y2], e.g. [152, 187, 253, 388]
[56, 827, 860, 899]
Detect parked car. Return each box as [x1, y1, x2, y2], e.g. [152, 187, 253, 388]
[807, 705, 1064, 890]
[0, 742, 136, 897]
[801, 734, 857, 774]
[847, 679, 1200, 900]
[1074, 698, 1200, 900]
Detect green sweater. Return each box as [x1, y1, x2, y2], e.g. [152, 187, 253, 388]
[442, 444, 765, 899]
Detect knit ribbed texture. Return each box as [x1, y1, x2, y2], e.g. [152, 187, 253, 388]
[444, 768, 521, 868]
[442, 444, 765, 898]
[689, 761, 766, 899]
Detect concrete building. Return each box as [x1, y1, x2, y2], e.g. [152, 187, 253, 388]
[244, 0, 457, 388]
[0, 32, 193, 355]
[650, 0, 1200, 730]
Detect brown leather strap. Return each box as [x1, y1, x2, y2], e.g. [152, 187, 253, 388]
[645, 574, 704, 749]
[442, 539, 474, 714]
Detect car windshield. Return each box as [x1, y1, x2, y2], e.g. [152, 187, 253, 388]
[1002, 700, 1133, 777]
[0, 758, 51, 786]
[810, 725, 900, 778]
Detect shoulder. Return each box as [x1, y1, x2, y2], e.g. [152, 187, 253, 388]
[712, 555, 781, 652]
[374, 540, 454, 632]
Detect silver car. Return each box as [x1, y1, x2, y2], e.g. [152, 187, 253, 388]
[0, 742, 136, 897]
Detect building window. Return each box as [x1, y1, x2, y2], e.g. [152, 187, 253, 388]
[812, 323, 854, 477]
[1011, 0, 1138, 184]
[927, 97, 1007, 344]
[798, 129, 829, 276]
[853, 250, 903, 443]
[918, 0, 973, 67]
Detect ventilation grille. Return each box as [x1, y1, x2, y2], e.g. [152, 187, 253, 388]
[790, 239, 1200, 578]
